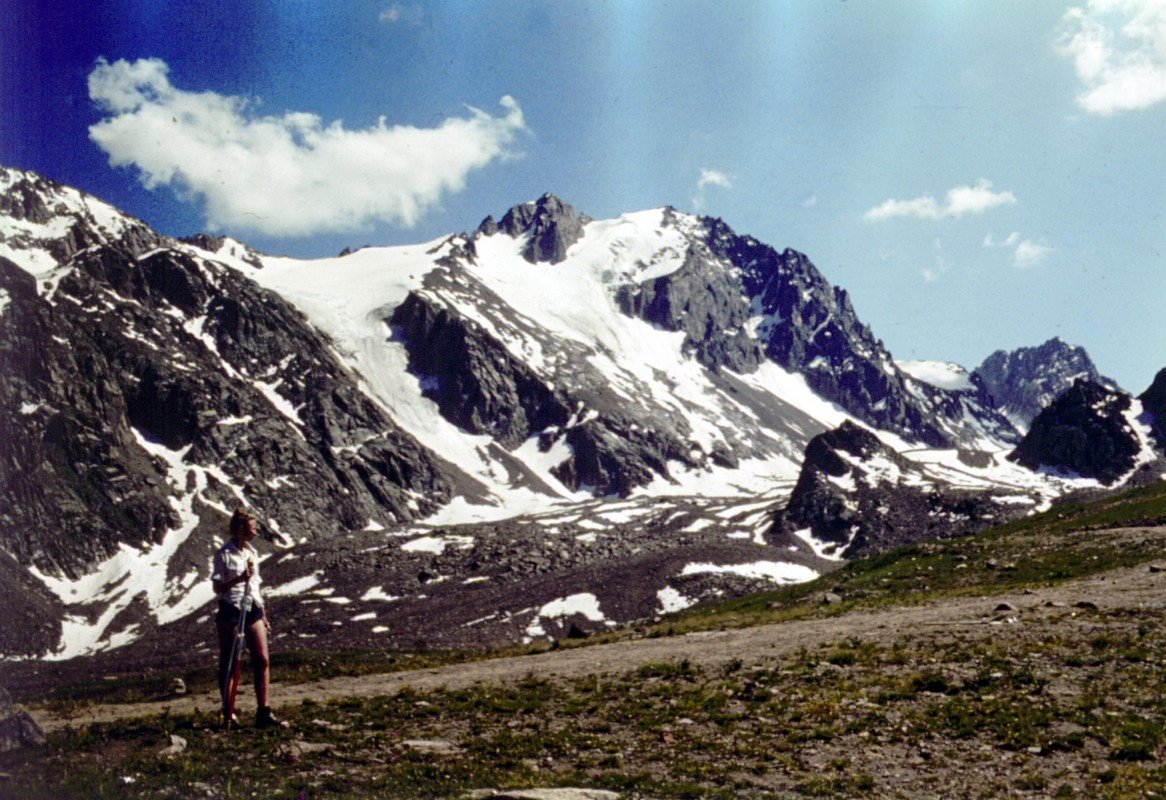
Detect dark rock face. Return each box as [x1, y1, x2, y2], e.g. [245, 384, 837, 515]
[0, 239, 453, 586]
[389, 271, 699, 497]
[616, 246, 763, 373]
[1138, 368, 1166, 446]
[1009, 380, 1140, 484]
[0, 549, 63, 657]
[975, 338, 1117, 428]
[390, 291, 573, 448]
[492, 194, 590, 264]
[701, 218, 955, 446]
[553, 416, 699, 497]
[774, 422, 1026, 558]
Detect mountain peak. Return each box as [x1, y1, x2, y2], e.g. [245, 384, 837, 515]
[0, 165, 161, 276]
[484, 194, 591, 264]
[974, 338, 1117, 429]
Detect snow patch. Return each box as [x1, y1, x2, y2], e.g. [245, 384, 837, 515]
[897, 360, 974, 392]
[657, 586, 695, 614]
[401, 534, 474, 554]
[360, 586, 399, 602]
[268, 572, 324, 597]
[792, 528, 851, 561]
[523, 592, 607, 642]
[680, 560, 819, 585]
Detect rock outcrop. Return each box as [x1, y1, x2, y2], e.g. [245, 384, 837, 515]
[0, 687, 44, 753]
[1009, 380, 1140, 484]
[615, 245, 763, 373]
[490, 194, 590, 264]
[774, 422, 1031, 558]
[1138, 367, 1166, 447]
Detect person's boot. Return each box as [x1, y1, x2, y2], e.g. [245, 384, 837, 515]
[256, 706, 289, 729]
[221, 707, 239, 731]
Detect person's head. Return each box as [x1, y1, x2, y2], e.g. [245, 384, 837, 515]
[229, 508, 255, 545]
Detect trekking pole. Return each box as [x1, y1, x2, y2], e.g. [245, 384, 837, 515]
[223, 573, 253, 731]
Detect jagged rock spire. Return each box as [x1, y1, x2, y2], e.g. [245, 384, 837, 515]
[486, 194, 591, 264]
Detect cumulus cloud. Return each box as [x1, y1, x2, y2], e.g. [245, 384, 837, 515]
[87, 57, 528, 236]
[1014, 239, 1054, 268]
[691, 168, 732, 211]
[865, 179, 1017, 222]
[1058, 0, 1166, 115]
[697, 168, 732, 191]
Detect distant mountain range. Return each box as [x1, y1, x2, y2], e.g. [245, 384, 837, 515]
[0, 165, 1160, 662]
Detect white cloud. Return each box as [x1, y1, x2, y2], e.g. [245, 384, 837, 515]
[983, 231, 1022, 248]
[697, 168, 732, 190]
[864, 179, 1016, 221]
[692, 168, 732, 211]
[867, 196, 942, 221]
[379, 3, 422, 25]
[985, 230, 1052, 267]
[801, 194, 819, 208]
[87, 57, 528, 237]
[1014, 239, 1054, 268]
[1058, 0, 1166, 115]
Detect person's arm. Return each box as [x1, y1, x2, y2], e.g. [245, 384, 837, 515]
[212, 558, 254, 596]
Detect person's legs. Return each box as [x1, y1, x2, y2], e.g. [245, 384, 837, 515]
[245, 613, 288, 728]
[216, 618, 236, 707]
[244, 617, 270, 709]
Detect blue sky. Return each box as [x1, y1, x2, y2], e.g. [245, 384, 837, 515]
[3, 1, 1164, 390]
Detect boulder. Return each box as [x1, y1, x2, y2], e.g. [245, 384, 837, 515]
[0, 687, 45, 752]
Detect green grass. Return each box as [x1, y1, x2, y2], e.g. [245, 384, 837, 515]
[7, 611, 1166, 799]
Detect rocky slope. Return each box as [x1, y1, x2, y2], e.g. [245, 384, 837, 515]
[0, 167, 456, 656]
[1138, 367, 1166, 447]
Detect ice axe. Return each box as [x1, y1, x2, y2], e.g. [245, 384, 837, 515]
[222, 572, 253, 731]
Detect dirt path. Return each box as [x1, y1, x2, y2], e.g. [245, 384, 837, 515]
[32, 562, 1166, 734]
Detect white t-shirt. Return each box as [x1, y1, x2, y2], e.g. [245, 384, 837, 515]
[212, 540, 264, 609]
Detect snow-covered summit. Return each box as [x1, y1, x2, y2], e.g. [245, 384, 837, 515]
[897, 360, 975, 392]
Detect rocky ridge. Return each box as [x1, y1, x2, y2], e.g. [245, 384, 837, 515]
[1138, 367, 1166, 447]
[975, 337, 1118, 430]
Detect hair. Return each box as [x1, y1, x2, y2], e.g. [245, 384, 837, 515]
[228, 508, 253, 541]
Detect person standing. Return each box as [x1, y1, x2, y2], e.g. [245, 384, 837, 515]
[212, 508, 287, 729]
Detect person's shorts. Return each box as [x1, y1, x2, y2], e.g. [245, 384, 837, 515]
[216, 598, 265, 629]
